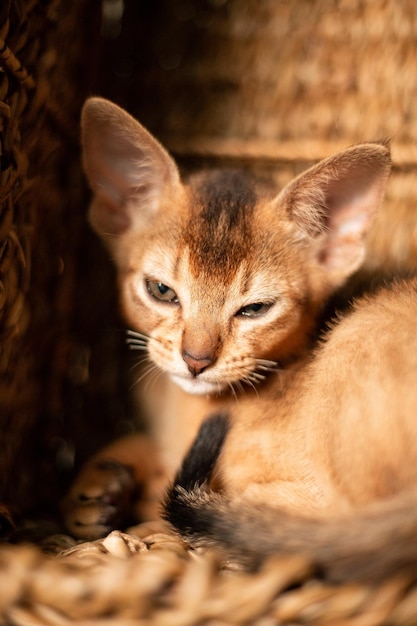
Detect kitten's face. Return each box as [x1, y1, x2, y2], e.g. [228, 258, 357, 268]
[119, 172, 326, 395]
[81, 98, 391, 397]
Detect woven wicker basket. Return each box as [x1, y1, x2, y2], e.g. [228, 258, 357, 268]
[0, 0, 134, 518]
[2, 0, 417, 623]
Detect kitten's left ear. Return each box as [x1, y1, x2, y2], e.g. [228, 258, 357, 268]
[276, 142, 392, 281]
[81, 97, 180, 237]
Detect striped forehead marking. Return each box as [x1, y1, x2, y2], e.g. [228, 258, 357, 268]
[184, 170, 257, 279]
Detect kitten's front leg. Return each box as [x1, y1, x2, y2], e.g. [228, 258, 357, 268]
[61, 433, 167, 540]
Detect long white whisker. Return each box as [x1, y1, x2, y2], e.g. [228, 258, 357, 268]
[250, 372, 266, 382]
[256, 358, 278, 368]
[129, 354, 150, 374]
[126, 329, 149, 340]
[130, 361, 159, 389]
[126, 328, 165, 351]
[126, 337, 147, 345]
[126, 331, 148, 351]
[228, 382, 239, 404]
[144, 364, 163, 392]
[126, 329, 156, 357]
[127, 342, 148, 351]
[231, 378, 240, 393]
[241, 375, 259, 396]
[255, 361, 279, 375]
[255, 359, 279, 372]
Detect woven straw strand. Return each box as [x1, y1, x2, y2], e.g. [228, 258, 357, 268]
[0, 37, 35, 89]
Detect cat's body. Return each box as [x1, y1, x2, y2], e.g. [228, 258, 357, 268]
[164, 276, 417, 582]
[217, 277, 417, 513]
[63, 97, 392, 540]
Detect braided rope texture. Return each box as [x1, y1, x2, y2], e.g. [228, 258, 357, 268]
[0, 522, 416, 625]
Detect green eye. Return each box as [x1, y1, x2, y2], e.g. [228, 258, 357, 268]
[236, 302, 273, 318]
[146, 280, 179, 304]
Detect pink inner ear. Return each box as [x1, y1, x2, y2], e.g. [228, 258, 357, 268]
[327, 188, 376, 238]
[89, 197, 132, 235]
[82, 98, 181, 238]
[85, 127, 156, 204]
[318, 233, 366, 273]
[319, 174, 385, 273]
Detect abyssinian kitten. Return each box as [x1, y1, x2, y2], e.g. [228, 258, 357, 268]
[62, 96, 391, 540]
[164, 276, 417, 583]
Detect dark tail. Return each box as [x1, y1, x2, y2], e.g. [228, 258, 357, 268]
[163, 412, 230, 537]
[163, 414, 417, 583]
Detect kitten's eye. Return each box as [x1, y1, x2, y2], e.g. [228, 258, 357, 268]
[146, 280, 179, 304]
[236, 302, 273, 318]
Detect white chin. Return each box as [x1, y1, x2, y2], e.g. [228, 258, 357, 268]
[170, 375, 223, 396]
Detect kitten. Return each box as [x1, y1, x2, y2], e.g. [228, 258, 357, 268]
[164, 277, 417, 583]
[62, 97, 390, 539]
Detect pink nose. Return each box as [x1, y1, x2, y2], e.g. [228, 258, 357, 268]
[182, 351, 214, 376]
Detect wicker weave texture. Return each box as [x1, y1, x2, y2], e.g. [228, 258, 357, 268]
[98, 0, 417, 275]
[0, 524, 416, 626]
[100, 0, 417, 145]
[0, 0, 132, 515]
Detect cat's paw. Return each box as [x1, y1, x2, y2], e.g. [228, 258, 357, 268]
[62, 459, 137, 540]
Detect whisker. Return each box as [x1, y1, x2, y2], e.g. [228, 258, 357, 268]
[255, 362, 278, 373]
[229, 376, 243, 395]
[241, 375, 259, 397]
[129, 354, 149, 374]
[127, 342, 148, 351]
[126, 328, 166, 349]
[144, 364, 163, 392]
[256, 358, 278, 368]
[250, 372, 266, 382]
[126, 337, 147, 345]
[126, 329, 149, 341]
[126, 330, 148, 352]
[228, 382, 239, 404]
[130, 361, 159, 389]
[256, 363, 278, 372]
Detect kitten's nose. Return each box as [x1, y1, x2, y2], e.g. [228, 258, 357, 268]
[182, 350, 214, 377]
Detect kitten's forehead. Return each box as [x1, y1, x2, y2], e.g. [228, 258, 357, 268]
[183, 170, 257, 280]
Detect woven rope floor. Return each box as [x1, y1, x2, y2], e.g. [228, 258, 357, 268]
[2, 522, 417, 626]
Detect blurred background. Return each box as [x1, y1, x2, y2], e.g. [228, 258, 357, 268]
[1, 0, 417, 521]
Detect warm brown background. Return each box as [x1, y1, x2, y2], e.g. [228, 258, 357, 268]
[2, 0, 417, 519]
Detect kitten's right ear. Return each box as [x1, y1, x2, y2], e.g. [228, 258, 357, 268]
[81, 97, 180, 237]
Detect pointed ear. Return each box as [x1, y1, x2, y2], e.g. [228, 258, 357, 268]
[81, 97, 180, 237]
[276, 142, 392, 281]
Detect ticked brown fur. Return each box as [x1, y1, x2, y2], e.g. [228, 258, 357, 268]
[217, 278, 417, 511]
[63, 97, 392, 540]
[165, 277, 417, 582]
